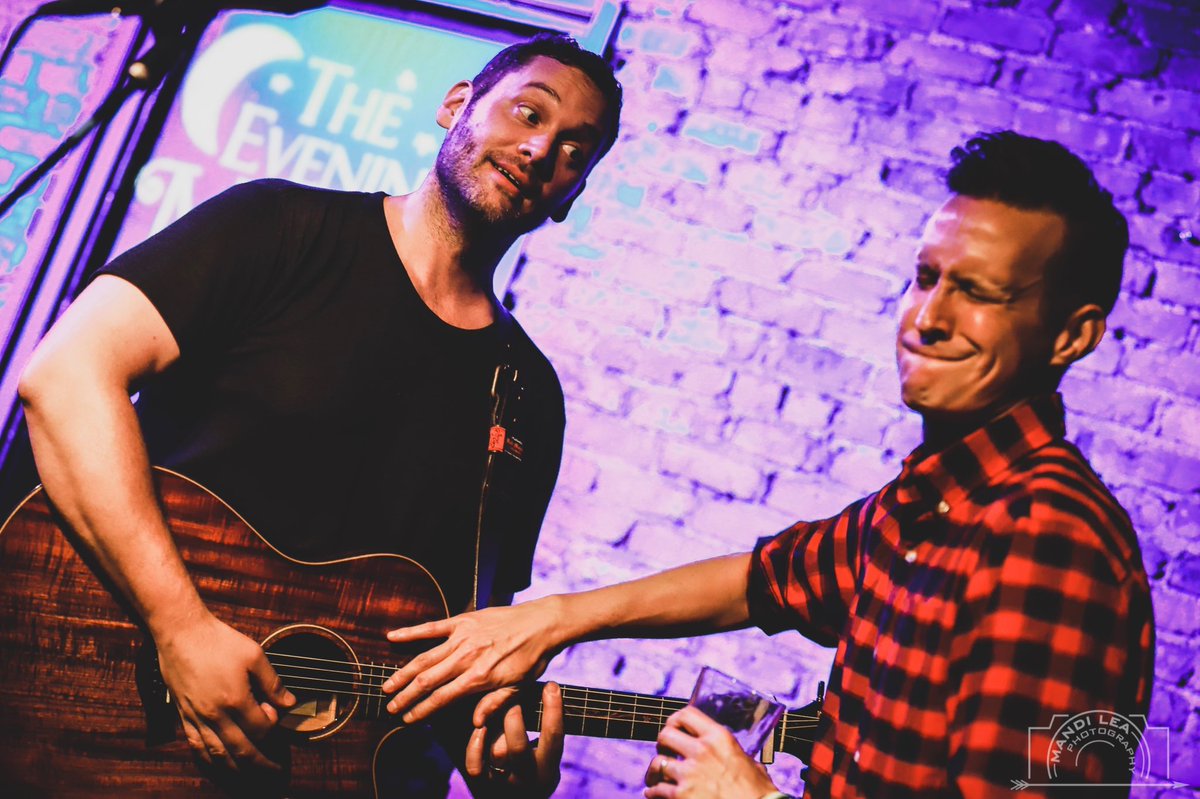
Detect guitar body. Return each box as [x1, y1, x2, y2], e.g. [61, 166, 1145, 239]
[0, 468, 449, 798]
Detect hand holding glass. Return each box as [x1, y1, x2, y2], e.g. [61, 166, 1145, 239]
[688, 666, 785, 754]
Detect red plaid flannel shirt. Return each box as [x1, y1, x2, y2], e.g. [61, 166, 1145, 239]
[748, 395, 1154, 798]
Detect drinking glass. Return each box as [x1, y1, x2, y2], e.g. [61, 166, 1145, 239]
[688, 666, 785, 754]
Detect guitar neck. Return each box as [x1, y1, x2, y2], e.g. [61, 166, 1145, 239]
[262, 654, 819, 763]
[523, 683, 687, 743]
[519, 682, 820, 763]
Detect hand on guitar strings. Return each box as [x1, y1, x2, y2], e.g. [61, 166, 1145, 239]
[157, 611, 296, 771]
[463, 682, 564, 799]
[643, 706, 779, 799]
[382, 600, 560, 725]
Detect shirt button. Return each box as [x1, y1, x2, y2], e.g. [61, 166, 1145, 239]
[936, 500, 951, 515]
[905, 549, 917, 563]
[854, 749, 861, 763]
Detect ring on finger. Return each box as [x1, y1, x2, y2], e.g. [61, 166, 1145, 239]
[658, 756, 672, 781]
[488, 764, 508, 778]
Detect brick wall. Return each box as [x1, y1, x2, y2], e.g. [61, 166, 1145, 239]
[495, 1, 1200, 796]
[2, 0, 1196, 797]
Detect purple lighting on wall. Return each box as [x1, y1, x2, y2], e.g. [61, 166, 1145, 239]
[1, 0, 1197, 796]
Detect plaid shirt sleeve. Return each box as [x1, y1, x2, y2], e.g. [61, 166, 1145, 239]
[747, 495, 874, 647]
[946, 485, 1154, 798]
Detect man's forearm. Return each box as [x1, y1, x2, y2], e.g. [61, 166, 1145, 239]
[382, 551, 756, 723]
[21, 371, 206, 638]
[544, 552, 754, 651]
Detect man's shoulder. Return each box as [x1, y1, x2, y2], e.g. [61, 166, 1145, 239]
[226, 178, 370, 211]
[502, 313, 564, 401]
[1003, 439, 1127, 523]
[987, 440, 1141, 583]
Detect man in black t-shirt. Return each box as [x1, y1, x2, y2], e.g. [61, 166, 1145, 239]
[17, 33, 622, 798]
[102, 178, 566, 616]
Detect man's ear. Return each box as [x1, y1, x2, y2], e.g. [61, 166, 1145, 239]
[436, 80, 473, 131]
[1049, 303, 1107, 368]
[550, 179, 587, 224]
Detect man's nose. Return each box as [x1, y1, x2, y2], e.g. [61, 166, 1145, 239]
[914, 282, 954, 341]
[520, 134, 555, 173]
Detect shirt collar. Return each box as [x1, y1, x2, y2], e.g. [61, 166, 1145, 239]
[894, 394, 1067, 512]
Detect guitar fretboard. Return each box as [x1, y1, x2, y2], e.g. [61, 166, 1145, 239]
[265, 653, 820, 761]
[265, 652, 689, 732]
[524, 684, 690, 743]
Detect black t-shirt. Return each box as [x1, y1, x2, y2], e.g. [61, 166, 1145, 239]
[103, 179, 564, 610]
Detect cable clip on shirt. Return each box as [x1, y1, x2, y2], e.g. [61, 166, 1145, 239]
[488, 361, 524, 462]
[487, 425, 524, 461]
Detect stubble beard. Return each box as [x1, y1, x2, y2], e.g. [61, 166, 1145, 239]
[434, 114, 547, 240]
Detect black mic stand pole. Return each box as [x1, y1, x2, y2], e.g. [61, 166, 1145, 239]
[0, 78, 140, 221]
[0, 2, 203, 219]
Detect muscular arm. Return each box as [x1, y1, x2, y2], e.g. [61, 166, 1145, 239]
[384, 552, 753, 723]
[21, 276, 195, 634]
[19, 275, 293, 769]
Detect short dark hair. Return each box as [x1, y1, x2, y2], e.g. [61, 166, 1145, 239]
[469, 32, 623, 159]
[946, 131, 1128, 318]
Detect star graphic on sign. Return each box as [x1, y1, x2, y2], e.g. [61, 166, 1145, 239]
[412, 132, 438, 157]
[268, 72, 293, 95]
[396, 69, 417, 92]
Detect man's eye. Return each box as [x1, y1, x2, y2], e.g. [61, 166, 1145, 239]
[914, 266, 937, 288]
[950, 279, 986, 302]
[966, 289, 1004, 304]
[517, 105, 538, 124]
[562, 142, 581, 161]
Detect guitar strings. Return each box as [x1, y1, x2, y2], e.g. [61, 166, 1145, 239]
[269, 665, 820, 721]
[268, 671, 821, 739]
[275, 693, 820, 742]
[267, 653, 816, 709]
[266, 653, 820, 717]
[271, 657, 816, 715]
[263, 653, 822, 741]
[267, 668, 821, 746]
[267, 683, 822, 740]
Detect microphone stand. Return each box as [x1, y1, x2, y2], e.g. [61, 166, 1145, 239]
[0, 0, 216, 476]
[0, 2, 201, 219]
[0, 79, 136, 221]
[0, 0, 325, 477]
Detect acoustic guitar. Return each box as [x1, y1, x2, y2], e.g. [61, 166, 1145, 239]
[0, 468, 819, 797]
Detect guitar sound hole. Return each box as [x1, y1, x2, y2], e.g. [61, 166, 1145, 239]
[262, 625, 359, 738]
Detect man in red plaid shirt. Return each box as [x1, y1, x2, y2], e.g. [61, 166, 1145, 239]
[381, 131, 1155, 799]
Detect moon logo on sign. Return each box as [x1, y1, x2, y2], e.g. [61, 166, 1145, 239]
[180, 24, 304, 156]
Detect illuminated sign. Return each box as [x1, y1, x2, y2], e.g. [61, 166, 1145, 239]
[115, 6, 504, 248]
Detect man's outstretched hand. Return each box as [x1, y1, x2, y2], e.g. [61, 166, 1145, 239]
[381, 598, 564, 725]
